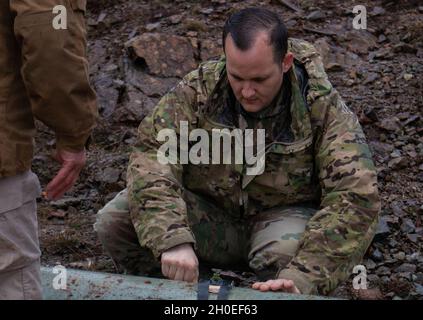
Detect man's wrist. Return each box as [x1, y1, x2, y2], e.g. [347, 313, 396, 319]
[56, 133, 90, 153]
[277, 267, 315, 295]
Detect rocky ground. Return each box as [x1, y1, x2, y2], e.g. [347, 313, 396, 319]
[33, 0, 422, 299]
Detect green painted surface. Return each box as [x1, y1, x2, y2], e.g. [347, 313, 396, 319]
[41, 267, 334, 300]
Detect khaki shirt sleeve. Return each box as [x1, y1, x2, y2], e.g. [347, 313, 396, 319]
[11, 0, 98, 152]
[278, 89, 381, 295]
[127, 70, 201, 259]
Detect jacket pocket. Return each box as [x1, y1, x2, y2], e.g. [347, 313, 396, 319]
[252, 136, 316, 202]
[0, 171, 40, 217]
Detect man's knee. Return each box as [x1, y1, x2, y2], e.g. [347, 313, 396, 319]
[94, 189, 138, 254]
[94, 189, 133, 242]
[248, 206, 316, 278]
[94, 189, 159, 275]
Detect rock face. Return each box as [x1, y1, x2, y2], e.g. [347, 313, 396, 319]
[125, 33, 198, 78]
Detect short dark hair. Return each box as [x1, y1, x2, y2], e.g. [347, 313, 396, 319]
[222, 7, 288, 63]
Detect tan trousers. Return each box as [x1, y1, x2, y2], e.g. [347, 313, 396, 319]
[0, 171, 42, 299]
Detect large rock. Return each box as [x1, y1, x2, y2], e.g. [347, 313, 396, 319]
[314, 37, 360, 72]
[378, 116, 402, 132]
[125, 33, 197, 78]
[201, 39, 223, 61]
[123, 57, 179, 98]
[342, 30, 378, 55]
[117, 87, 157, 123]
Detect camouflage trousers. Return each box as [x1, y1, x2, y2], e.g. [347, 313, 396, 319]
[94, 189, 316, 279]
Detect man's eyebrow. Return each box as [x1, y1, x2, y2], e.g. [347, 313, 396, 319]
[228, 71, 270, 81]
[228, 71, 242, 79]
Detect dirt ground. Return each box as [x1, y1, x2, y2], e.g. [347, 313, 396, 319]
[33, 0, 423, 299]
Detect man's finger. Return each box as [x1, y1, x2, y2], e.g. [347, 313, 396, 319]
[252, 283, 260, 290]
[46, 162, 84, 200]
[186, 267, 199, 283]
[49, 174, 78, 200]
[46, 162, 76, 192]
[174, 267, 185, 282]
[259, 283, 270, 292]
[47, 168, 80, 200]
[168, 264, 177, 280]
[283, 279, 293, 289]
[161, 263, 169, 278]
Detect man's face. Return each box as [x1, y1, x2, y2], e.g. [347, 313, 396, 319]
[225, 32, 292, 113]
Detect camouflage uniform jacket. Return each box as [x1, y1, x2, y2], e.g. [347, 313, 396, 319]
[127, 38, 381, 295]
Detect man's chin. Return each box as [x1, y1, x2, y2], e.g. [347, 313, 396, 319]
[241, 101, 265, 113]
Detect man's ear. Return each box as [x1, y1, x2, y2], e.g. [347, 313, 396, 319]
[281, 52, 294, 73]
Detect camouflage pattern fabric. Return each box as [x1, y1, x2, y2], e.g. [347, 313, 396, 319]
[95, 188, 316, 279]
[101, 38, 380, 295]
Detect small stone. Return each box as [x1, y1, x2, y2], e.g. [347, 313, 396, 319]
[367, 274, 380, 284]
[99, 167, 121, 184]
[390, 149, 402, 158]
[406, 253, 420, 263]
[145, 22, 161, 32]
[370, 141, 394, 156]
[47, 210, 67, 220]
[50, 197, 85, 208]
[391, 202, 405, 217]
[376, 266, 391, 276]
[374, 216, 391, 241]
[378, 117, 401, 132]
[384, 256, 397, 265]
[306, 10, 326, 21]
[365, 259, 377, 270]
[169, 14, 183, 24]
[398, 272, 412, 280]
[403, 73, 413, 81]
[407, 234, 420, 243]
[372, 248, 384, 262]
[97, 12, 107, 24]
[401, 218, 416, 233]
[354, 288, 383, 300]
[395, 263, 417, 273]
[378, 34, 387, 43]
[104, 64, 118, 72]
[414, 272, 423, 284]
[363, 72, 379, 84]
[113, 79, 125, 87]
[414, 283, 423, 295]
[393, 252, 406, 260]
[389, 239, 398, 248]
[388, 157, 407, 169]
[371, 6, 386, 16]
[200, 8, 214, 15]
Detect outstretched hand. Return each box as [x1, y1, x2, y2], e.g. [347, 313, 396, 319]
[252, 279, 301, 294]
[45, 148, 86, 200]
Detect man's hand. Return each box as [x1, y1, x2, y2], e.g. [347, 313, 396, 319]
[45, 148, 86, 200]
[161, 243, 199, 283]
[252, 279, 301, 294]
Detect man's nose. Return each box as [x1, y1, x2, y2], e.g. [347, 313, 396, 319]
[241, 85, 255, 99]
